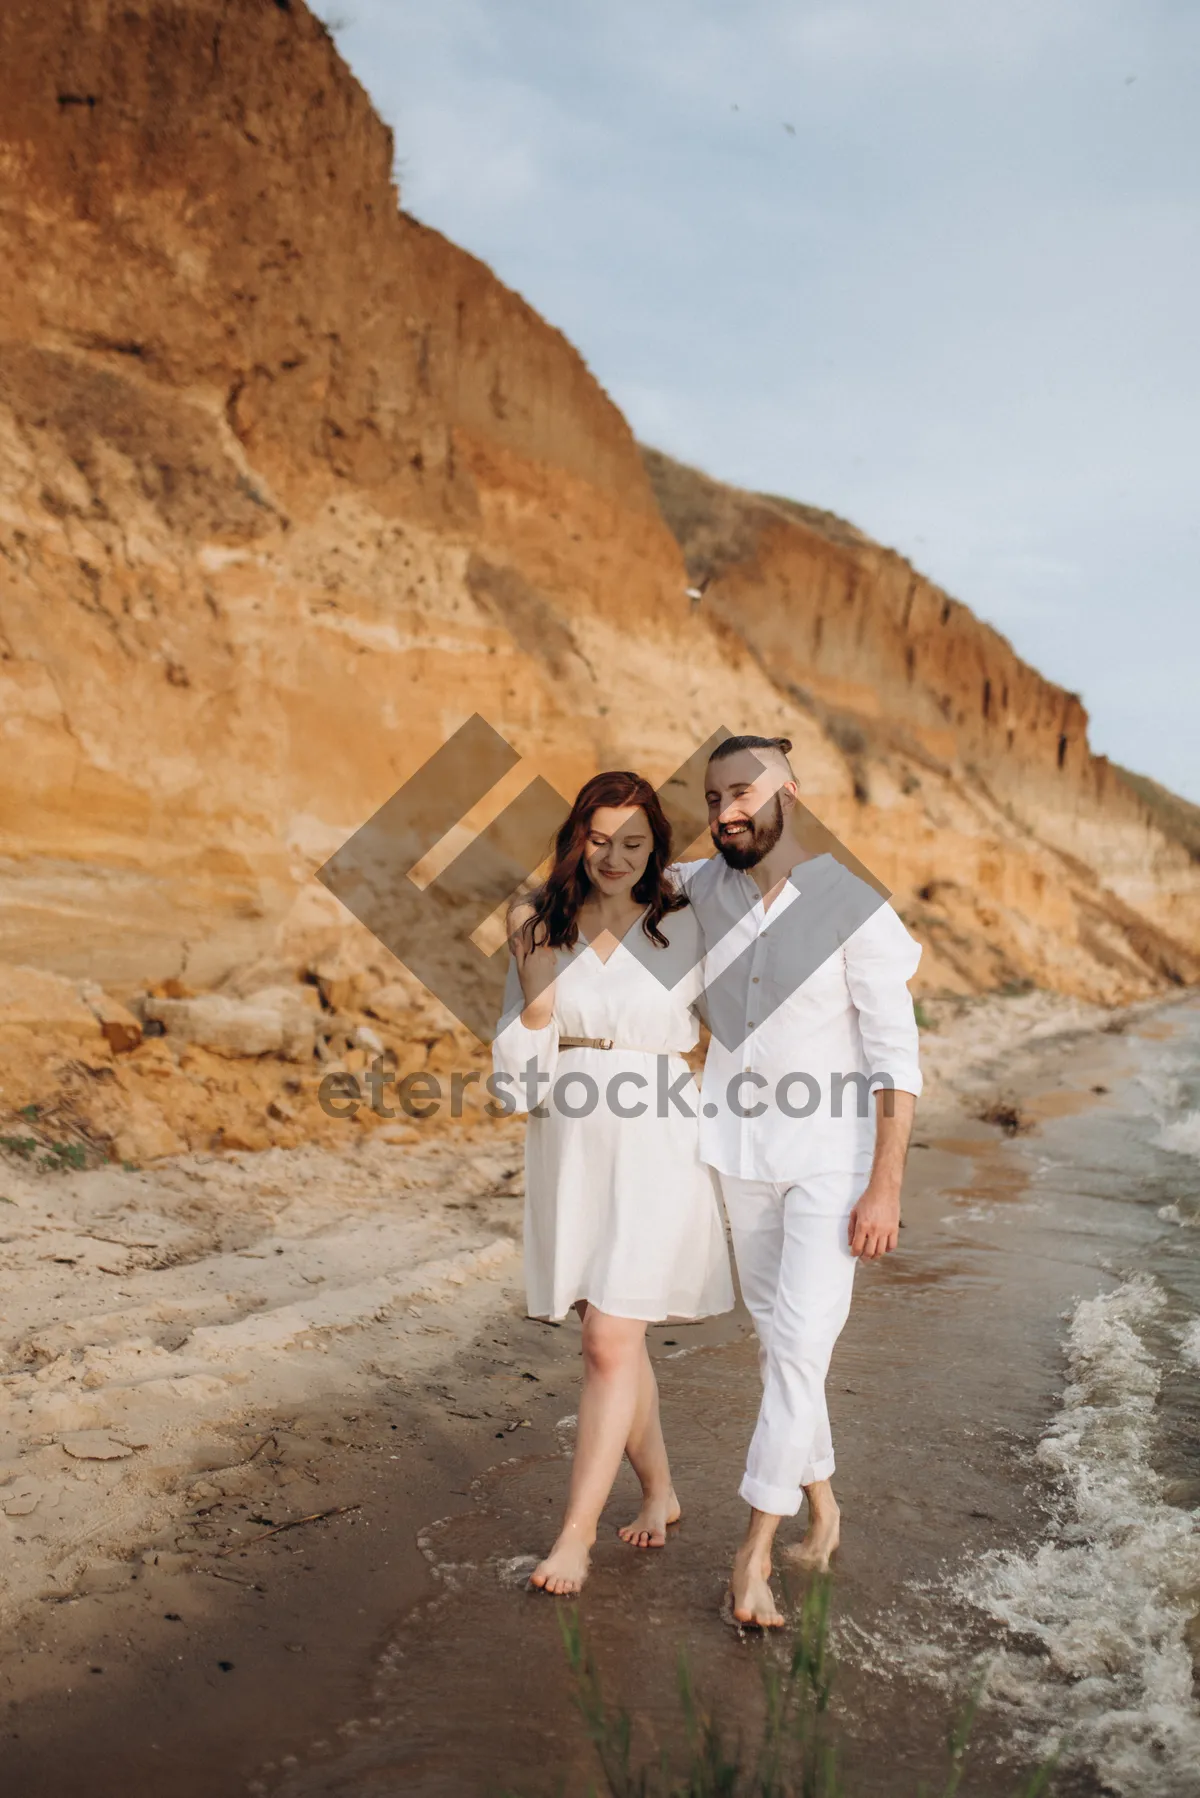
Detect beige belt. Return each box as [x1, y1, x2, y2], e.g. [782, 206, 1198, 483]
[558, 1036, 685, 1054]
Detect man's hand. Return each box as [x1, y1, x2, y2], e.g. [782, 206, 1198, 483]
[848, 1181, 900, 1259]
[848, 1087, 916, 1258]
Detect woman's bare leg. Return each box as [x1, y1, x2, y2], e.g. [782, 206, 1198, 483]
[530, 1306, 649, 1596]
[617, 1341, 680, 1548]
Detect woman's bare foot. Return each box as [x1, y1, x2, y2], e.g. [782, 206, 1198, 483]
[529, 1533, 592, 1597]
[781, 1493, 840, 1574]
[728, 1541, 785, 1628]
[617, 1487, 681, 1549]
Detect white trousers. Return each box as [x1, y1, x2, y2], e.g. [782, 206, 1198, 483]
[720, 1171, 862, 1517]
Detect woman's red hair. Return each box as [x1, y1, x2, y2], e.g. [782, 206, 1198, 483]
[521, 770, 686, 952]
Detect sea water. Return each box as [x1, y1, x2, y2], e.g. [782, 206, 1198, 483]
[946, 1005, 1200, 1796]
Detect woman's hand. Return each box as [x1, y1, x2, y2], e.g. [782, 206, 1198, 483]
[508, 901, 557, 1030]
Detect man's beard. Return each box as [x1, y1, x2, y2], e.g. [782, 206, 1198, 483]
[713, 795, 785, 870]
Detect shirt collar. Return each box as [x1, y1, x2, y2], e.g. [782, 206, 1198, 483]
[734, 858, 811, 897]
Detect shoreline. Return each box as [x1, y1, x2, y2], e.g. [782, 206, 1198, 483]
[0, 986, 1194, 1793]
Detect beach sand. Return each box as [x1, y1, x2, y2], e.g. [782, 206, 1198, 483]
[2, 989, 1197, 1796]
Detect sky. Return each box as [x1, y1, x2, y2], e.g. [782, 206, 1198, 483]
[322, 0, 1200, 804]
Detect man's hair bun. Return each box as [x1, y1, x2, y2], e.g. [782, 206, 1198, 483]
[708, 732, 797, 770]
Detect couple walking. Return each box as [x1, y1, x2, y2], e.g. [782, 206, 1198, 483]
[493, 734, 922, 1627]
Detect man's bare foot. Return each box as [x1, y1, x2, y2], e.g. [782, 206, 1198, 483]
[617, 1487, 681, 1549]
[781, 1496, 840, 1574]
[529, 1534, 591, 1597]
[728, 1542, 785, 1628]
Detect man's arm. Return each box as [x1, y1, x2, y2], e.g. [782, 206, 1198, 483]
[848, 1089, 915, 1259]
[842, 901, 924, 1260]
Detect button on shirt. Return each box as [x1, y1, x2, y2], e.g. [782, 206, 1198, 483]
[671, 853, 923, 1182]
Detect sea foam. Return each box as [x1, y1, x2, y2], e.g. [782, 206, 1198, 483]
[1159, 1109, 1200, 1158]
[955, 1274, 1200, 1797]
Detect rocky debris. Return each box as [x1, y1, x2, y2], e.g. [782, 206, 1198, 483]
[217, 958, 306, 1000]
[309, 963, 369, 1018]
[111, 1093, 188, 1167]
[0, 965, 104, 1045]
[79, 982, 143, 1054]
[0, 976, 491, 1169]
[143, 988, 317, 1063]
[363, 973, 454, 1037]
[363, 982, 419, 1027]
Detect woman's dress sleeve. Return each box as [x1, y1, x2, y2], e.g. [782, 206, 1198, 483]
[491, 952, 559, 1115]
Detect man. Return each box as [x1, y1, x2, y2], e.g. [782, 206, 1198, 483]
[673, 733, 922, 1628]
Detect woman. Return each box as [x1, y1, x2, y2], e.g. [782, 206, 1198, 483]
[494, 770, 733, 1598]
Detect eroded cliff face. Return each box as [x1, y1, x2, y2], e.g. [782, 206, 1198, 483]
[0, 0, 692, 990]
[0, 0, 1196, 1160]
[642, 451, 1200, 999]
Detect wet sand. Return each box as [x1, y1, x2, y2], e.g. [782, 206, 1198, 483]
[262, 1089, 1127, 1797]
[3, 998, 1197, 1797]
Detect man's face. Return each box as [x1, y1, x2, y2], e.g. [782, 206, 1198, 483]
[704, 749, 793, 869]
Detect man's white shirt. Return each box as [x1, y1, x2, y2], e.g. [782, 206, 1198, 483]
[671, 854, 923, 1183]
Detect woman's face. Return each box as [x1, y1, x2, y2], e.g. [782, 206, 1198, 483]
[581, 804, 652, 899]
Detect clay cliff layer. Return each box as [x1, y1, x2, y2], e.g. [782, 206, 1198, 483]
[0, 0, 1197, 1161]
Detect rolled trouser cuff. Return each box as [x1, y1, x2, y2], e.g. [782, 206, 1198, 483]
[739, 1456, 836, 1518]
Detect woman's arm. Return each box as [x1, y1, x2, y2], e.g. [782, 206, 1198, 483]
[492, 901, 560, 1114]
[507, 899, 558, 1030]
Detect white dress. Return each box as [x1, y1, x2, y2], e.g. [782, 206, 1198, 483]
[492, 905, 734, 1323]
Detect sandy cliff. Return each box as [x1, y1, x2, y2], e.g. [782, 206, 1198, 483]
[0, 0, 1197, 1163]
[642, 452, 1200, 996]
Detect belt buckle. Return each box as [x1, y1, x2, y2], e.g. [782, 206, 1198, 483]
[598, 1038, 613, 1050]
